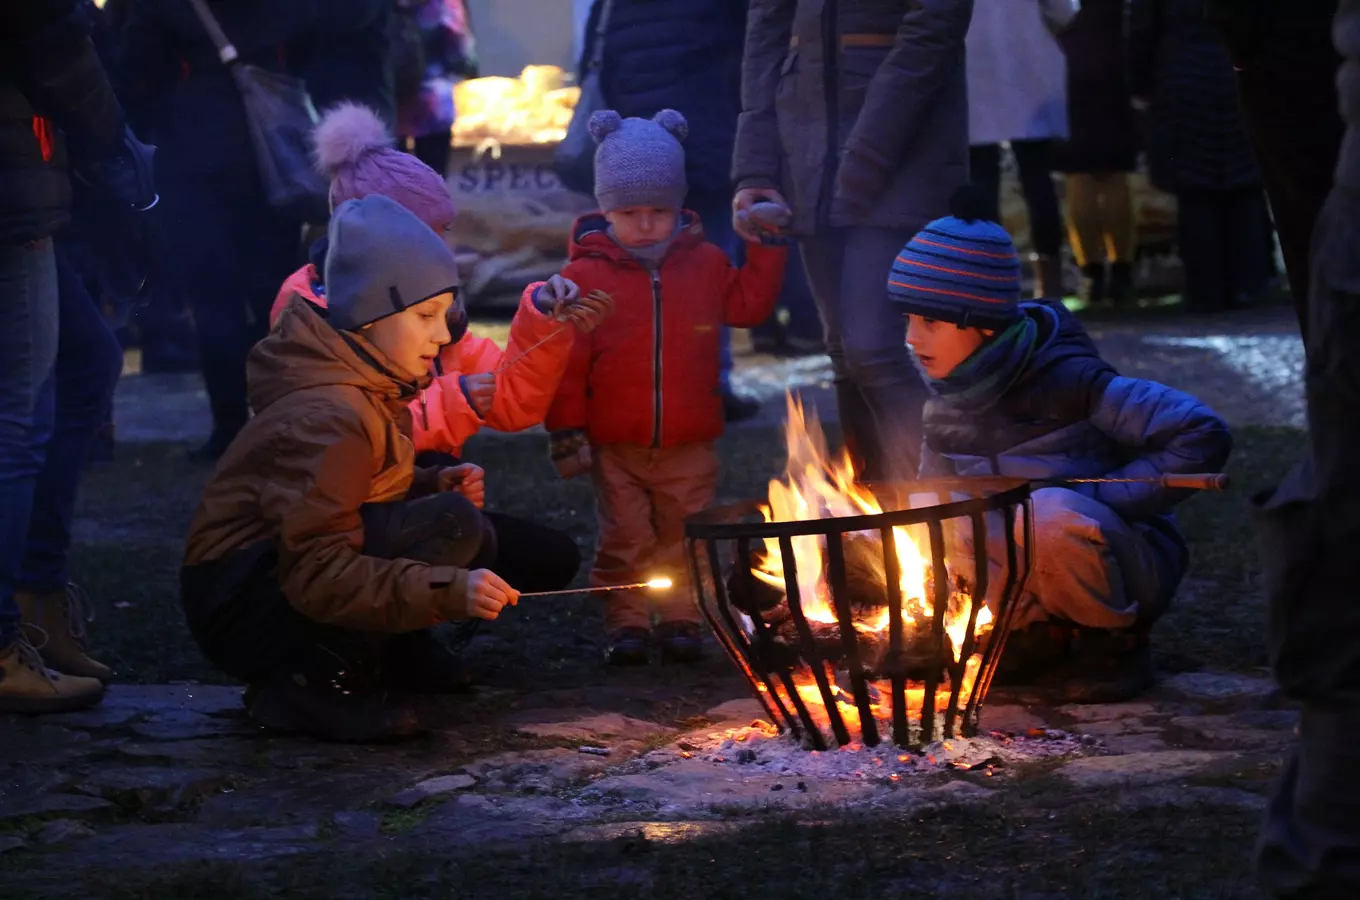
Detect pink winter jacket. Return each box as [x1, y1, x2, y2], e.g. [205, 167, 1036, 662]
[271, 264, 574, 455]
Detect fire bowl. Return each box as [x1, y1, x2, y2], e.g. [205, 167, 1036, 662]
[685, 476, 1035, 751]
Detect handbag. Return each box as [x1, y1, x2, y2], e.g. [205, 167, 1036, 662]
[554, 0, 614, 197]
[187, 0, 329, 222]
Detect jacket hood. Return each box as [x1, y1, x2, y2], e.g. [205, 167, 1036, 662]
[567, 209, 706, 264]
[1021, 300, 1113, 378]
[248, 295, 424, 413]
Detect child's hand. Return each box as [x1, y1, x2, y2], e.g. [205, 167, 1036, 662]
[732, 188, 790, 242]
[463, 569, 518, 620]
[439, 463, 486, 508]
[459, 373, 496, 417]
[553, 445, 592, 480]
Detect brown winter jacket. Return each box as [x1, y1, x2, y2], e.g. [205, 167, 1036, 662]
[181, 297, 469, 633]
[732, 0, 973, 235]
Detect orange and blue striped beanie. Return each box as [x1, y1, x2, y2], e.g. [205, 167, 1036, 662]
[887, 191, 1022, 330]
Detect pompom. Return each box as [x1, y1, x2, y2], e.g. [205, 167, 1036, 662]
[651, 108, 689, 143]
[588, 109, 623, 144]
[948, 182, 993, 224]
[312, 103, 393, 178]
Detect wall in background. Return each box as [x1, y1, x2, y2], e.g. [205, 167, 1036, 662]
[466, 0, 576, 76]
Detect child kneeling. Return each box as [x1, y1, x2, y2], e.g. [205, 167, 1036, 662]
[888, 193, 1232, 702]
[181, 195, 518, 742]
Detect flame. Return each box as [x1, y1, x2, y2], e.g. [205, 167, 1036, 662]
[452, 66, 580, 148]
[646, 576, 674, 591]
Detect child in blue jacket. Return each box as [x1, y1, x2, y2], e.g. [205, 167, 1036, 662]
[887, 192, 1232, 702]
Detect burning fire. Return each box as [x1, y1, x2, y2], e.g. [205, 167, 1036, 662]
[452, 66, 579, 149]
[750, 395, 993, 744]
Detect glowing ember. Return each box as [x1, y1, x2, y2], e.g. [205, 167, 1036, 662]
[452, 66, 579, 149]
[646, 576, 674, 591]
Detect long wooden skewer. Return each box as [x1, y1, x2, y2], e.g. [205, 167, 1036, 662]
[518, 577, 673, 599]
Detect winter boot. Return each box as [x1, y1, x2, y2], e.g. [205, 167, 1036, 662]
[1030, 254, 1065, 300]
[1078, 263, 1107, 307]
[244, 672, 423, 743]
[380, 628, 474, 694]
[17, 585, 112, 682]
[605, 627, 651, 666]
[1107, 260, 1134, 306]
[656, 621, 704, 664]
[0, 635, 105, 713]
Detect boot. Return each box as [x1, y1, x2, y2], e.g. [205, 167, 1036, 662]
[989, 623, 1074, 686]
[1030, 254, 1065, 300]
[0, 635, 105, 713]
[656, 621, 703, 664]
[1029, 628, 1154, 704]
[605, 627, 651, 666]
[380, 629, 474, 694]
[1078, 263, 1107, 307]
[17, 585, 112, 682]
[244, 672, 424, 743]
[1107, 261, 1134, 306]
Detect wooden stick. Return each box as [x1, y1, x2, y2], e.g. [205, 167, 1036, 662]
[517, 580, 671, 599]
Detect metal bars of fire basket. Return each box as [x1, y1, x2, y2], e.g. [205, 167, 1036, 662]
[685, 480, 1036, 751]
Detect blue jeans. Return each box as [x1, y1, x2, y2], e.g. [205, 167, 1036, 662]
[0, 239, 61, 645]
[688, 192, 740, 391]
[799, 227, 929, 482]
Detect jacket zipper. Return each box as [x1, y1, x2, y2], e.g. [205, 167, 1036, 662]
[818, 0, 839, 225]
[650, 269, 663, 448]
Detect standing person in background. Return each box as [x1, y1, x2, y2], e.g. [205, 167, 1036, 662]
[296, 0, 396, 130]
[1128, 0, 1275, 315]
[119, 0, 320, 462]
[394, 0, 477, 178]
[1054, 0, 1141, 306]
[732, 0, 974, 482]
[966, 0, 1078, 300]
[581, 0, 764, 422]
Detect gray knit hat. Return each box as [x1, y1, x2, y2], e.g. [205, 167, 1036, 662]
[324, 193, 461, 331]
[591, 109, 688, 212]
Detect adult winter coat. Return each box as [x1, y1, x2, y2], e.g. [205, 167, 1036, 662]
[1053, 0, 1140, 173]
[583, 0, 749, 198]
[919, 301, 1232, 597]
[731, 0, 973, 236]
[1, 0, 128, 243]
[182, 297, 472, 634]
[546, 212, 784, 448]
[1128, 0, 1261, 193]
[295, 0, 395, 128]
[966, 0, 1078, 146]
[271, 263, 571, 456]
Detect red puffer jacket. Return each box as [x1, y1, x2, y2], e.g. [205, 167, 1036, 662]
[546, 212, 785, 448]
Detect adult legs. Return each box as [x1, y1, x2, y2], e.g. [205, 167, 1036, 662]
[799, 227, 927, 482]
[410, 130, 453, 178]
[1064, 173, 1103, 268]
[968, 143, 1005, 223]
[688, 191, 760, 420]
[1176, 190, 1229, 312]
[1011, 139, 1064, 297]
[1222, 186, 1278, 304]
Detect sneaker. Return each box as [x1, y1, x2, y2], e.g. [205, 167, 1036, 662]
[380, 629, 474, 694]
[0, 635, 105, 713]
[605, 628, 651, 667]
[656, 621, 703, 664]
[18, 584, 112, 682]
[245, 672, 423, 743]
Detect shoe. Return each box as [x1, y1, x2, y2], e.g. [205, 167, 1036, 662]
[0, 635, 105, 713]
[1016, 628, 1154, 705]
[1107, 261, 1134, 306]
[245, 672, 423, 743]
[989, 623, 1073, 686]
[722, 389, 761, 423]
[1030, 254, 1065, 300]
[1078, 263, 1107, 306]
[656, 621, 704, 664]
[17, 584, 112, 682]
[380, 629, 474, 694]
[605, 628, 651, 666]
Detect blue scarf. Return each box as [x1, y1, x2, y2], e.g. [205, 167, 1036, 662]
[929, 315, 1039, 411]
[607, 214, 682, 269]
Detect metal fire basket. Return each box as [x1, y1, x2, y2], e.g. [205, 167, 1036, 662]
[685, 476, 1035, 751]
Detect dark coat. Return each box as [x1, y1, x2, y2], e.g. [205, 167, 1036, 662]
[1, 0, 127, 243]
[1053, 0, 1140, 173]
[117, 0, 318, 182]
[1128, 0, 1261, 192]
[732, 0, 973, 236]
[295, 0, 395, 128]
[583, 0, 749, 199]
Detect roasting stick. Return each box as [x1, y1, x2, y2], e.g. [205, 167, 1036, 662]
[491, 290, 616, 375]
[1035, 473, 1230, 491]
[517, 577, 674, 600]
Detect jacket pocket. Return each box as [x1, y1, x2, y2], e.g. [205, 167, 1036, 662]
[837, 46, 891, 146]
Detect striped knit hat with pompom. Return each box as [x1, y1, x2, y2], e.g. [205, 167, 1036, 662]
[887, 187, 1023, 330]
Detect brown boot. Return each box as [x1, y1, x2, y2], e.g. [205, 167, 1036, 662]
[0, 635, 105, 713]
[17, 585, 112, 682]
[1030, 254, 1066, 299]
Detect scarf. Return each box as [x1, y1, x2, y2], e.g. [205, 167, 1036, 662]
[929, 315, 1040, 411]
[607, 215, 682, 269]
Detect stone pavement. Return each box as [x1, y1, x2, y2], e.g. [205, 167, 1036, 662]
[0, 671, 1292, 875]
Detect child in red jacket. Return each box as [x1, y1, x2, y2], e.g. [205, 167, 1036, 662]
[546, 109, 786, 666]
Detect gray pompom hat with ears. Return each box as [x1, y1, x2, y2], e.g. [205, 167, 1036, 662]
[590, 108, 689, 213]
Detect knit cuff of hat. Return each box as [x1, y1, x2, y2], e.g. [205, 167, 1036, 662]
[596, 186, 686, 214]
[549, 429, 588, 461]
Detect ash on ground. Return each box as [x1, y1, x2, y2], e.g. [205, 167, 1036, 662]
[641, 720, 1095, 783]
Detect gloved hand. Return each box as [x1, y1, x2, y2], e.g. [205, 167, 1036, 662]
[459, 372, 495, 417]
[533, 274, 580, 314]
[549, 429, 592, 480]
[72, 125, 158, 212]
[734, 200, 793, 246]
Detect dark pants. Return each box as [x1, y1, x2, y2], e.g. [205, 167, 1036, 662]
[1254, 186, 1360, 896]
[686, 192, 742, 390]
[970, 140, 1064, 258]
[1175, 187, 1276, 312]
[410, 132, 452, 179]
[157, 169, 300, 437]
[189, 492, 489, 683]
[414, 450, 582, 592]
[799, 227, 929, 482]
[751, 247, 824, 348]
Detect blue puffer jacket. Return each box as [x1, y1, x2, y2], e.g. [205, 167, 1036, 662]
[920, 301, 1232, 575]
[583, 0, 748, 198]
